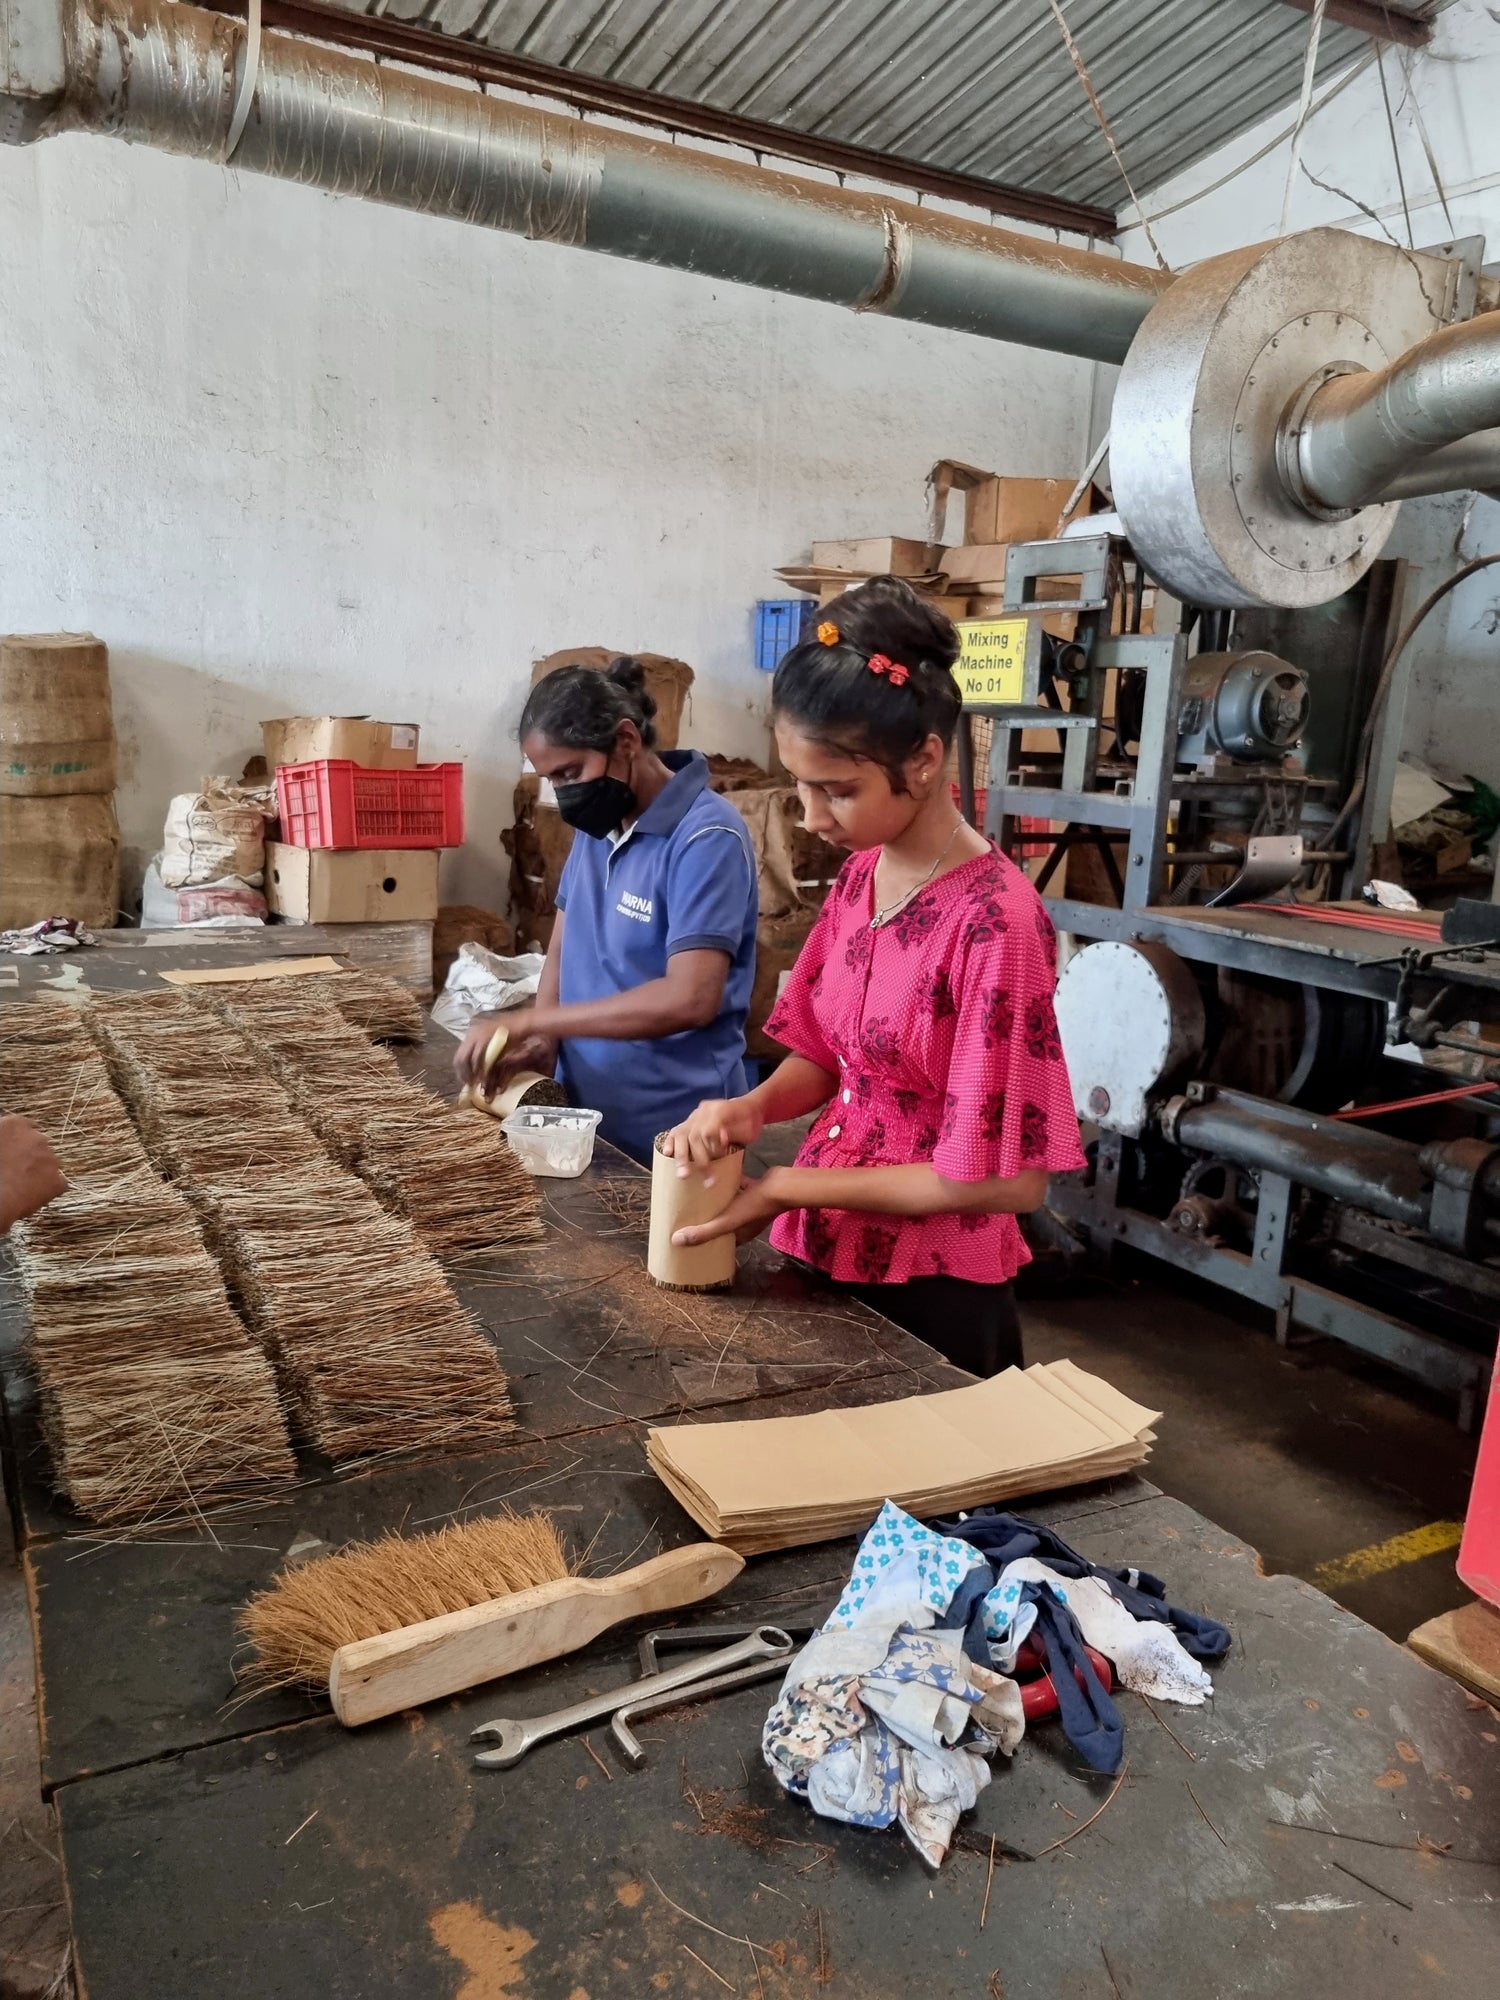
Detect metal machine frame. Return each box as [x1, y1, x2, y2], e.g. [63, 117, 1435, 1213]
[957, 538, 1499, 1423]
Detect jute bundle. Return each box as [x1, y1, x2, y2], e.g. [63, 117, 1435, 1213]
[204, 989, 544, 1254]
[1, 1019, 296, 1525]
[0, 792, 119, 929]
[300, 970, 425, 1043]
[0, 1003, 145, 1184]
[86, 994, 519, 1468]
[229, 1210, 516, 1461]
[237, 1509, 572, 1692]
[0, 632, 115, 797]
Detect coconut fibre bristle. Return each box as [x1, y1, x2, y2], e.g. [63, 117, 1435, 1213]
[238, 1509, 575, 1688]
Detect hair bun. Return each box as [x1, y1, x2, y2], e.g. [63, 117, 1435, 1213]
[830, 575, 960, 675]
[605, 655, 658, 720]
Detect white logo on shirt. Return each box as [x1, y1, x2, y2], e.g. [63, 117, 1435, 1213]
[617, 891, 653, 923]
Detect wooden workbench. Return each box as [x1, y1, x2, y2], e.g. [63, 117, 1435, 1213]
[2, 939, 1498, 1996]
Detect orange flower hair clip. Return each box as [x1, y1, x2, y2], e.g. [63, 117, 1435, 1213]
[817, 621, 840, 646]
[867, 653, 910, 688]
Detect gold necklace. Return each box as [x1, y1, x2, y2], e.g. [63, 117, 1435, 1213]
[869, 819, 965, 930]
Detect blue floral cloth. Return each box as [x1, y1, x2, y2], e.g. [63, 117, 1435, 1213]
[826, 1501, 987, 1632]
[764, 1503, 1026, 1867]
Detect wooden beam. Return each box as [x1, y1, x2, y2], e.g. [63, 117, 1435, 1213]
[1274, 0, 1433, 47]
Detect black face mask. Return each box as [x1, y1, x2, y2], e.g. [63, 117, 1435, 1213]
[554, 773, 637, 840]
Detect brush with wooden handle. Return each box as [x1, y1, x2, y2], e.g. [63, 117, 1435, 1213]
[238, 1510, 744, 1728]
[330, 1543, 743, 1726]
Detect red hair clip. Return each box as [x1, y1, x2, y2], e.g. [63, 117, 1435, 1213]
[868, 653, 910, 687]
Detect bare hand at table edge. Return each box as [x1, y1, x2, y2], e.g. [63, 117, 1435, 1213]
[0, 1116, 68, 1232]
[454, 1011, 557, 1096]
[662, 1097, 767, 1177]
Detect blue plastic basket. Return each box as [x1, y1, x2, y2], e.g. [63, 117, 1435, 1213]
[754, 598, 818, 672]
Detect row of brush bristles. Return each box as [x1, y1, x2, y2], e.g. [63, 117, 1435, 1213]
[0, 974, 544, 1528]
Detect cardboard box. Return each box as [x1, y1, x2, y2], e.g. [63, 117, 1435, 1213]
[964, 477, 1077, 547]
[927, 461, 1103, 547]
[941, 543, 1013, 588]
[265, 843, 439, 924]
[262, 717, 420, 770]
[810, 537, 935, 576]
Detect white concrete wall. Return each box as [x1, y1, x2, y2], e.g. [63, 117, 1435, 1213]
[0, 126, 1096, 911]
[1115, 0, 1500, 788]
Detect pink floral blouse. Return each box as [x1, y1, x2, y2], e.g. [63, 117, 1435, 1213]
[764, 843, 1085, 1286]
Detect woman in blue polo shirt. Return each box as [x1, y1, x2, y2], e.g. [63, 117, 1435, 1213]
[456, 659, 758, 1163]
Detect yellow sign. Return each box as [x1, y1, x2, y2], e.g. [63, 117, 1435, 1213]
[954, 618, 1030, 706]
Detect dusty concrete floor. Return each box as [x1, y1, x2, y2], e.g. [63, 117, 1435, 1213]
[1022, 1260, 1478, 1643]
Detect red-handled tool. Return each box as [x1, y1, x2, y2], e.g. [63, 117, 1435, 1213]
[1013, 1633, 1114, 1721]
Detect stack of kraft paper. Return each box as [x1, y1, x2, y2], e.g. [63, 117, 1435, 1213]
[646, 1361, 1158, 1556]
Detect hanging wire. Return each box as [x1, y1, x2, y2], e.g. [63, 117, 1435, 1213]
[1044, 0, 1170, 271]
[1124, 50, 1375, 233]
[1279, 0, 1328, 236]
[1400, 46, 1455, 239]
[1375, 43, 1415, 248]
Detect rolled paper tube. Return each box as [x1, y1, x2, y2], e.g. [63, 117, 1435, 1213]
[460, 1071, 566, 1119]
[487, 1072, 567, 1119]
[647, 1134, 744, 1291]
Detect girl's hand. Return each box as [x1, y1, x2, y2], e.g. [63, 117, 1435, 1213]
[662, 1096, 765, 1176]
[670, 1169, 788, 1248]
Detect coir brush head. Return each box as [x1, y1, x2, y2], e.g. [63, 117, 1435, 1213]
[237, 1508, 574, 1694]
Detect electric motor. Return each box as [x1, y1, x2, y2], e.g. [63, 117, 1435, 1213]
[1176, 650, 1309, 766]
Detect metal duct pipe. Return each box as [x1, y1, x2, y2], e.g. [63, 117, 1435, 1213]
[1163, 1086, 1431, 1229]
[28, 0, 1166, 365]
[1297, 312, 1500, 512]
[1370, 427, 1500, 503]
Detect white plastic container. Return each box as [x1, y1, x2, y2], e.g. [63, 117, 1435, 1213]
[501, 1105, 603, 1179]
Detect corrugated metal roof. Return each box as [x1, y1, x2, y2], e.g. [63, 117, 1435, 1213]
[348, 0, 1426, 215]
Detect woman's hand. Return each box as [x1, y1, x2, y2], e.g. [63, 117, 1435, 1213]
[454, 1010, 557, 1096]
[670, 1168, 789, 1248]
[662, 1096, 765, 1175]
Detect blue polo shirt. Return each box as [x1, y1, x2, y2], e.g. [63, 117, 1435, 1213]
[553, 751, 758, 1162]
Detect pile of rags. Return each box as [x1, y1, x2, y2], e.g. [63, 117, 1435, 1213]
[762, 1501, 1231, 1867]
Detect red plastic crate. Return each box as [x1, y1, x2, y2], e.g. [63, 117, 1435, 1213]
[275, 759, 464, 850]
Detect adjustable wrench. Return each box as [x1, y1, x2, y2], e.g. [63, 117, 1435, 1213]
[471, 1625, 794, 1770]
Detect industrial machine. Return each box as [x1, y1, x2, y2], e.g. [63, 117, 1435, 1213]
[956, 230, 1500, 1423]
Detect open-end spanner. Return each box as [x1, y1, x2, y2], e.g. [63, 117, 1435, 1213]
[470, 1625, 794, 1769]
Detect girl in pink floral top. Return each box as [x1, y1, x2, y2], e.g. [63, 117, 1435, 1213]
[664, 577, 1084, 1375]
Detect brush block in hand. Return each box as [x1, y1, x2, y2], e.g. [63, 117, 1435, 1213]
[327, 1542, 745, 1727]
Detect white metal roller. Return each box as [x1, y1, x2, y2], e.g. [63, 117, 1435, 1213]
[1055, 940, 1205, 1138]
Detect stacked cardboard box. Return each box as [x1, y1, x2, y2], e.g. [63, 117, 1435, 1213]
[773, 470, 1120, 634]
[260, 715, 441, 925]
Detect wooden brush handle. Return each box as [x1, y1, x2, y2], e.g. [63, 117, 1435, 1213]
[327, 1543, 744, 1728]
